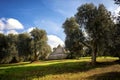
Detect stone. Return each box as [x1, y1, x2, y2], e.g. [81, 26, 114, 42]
[47, 45, 67, 60]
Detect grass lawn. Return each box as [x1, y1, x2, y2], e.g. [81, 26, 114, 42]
[0, 57, 120, 80]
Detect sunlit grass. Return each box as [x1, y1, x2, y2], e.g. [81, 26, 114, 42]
[0, 57, 119, 80]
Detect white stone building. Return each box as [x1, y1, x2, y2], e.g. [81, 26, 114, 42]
[47, 45, 67, 60]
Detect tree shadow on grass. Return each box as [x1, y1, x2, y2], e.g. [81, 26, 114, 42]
[87, 72, 120, 80]
[0, 61, 119, 80]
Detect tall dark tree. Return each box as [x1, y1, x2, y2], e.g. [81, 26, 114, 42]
[30, 28, 51, 61]
[111, 24, 120, 60]
[75, 3, 98, 63]
[17, 33, 32, 61]
[63, 17, 84, 58]
[0, 33, 8, 63]
[63, 3, 114, 64]
[0, 33, 18, 63]
[6, 34, 19, 63]
[75, 3, 114, 64]
[110, 0, 120, 60]
[39, 44, 51, 60]
[108, 26, 120, 60]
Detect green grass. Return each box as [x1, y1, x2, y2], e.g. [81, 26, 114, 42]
[0, 57, 120, 80]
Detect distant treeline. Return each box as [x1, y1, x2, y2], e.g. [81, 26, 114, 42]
[0, 28, 51, 64]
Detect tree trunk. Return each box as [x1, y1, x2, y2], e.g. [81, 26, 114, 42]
[34, 53, 38, 61]
[91, 44, 97, 65]
[92, 50, 96, 65]
[31, 51, 39, 63]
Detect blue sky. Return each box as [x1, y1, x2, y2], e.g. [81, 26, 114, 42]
[0, 0, 118, 48]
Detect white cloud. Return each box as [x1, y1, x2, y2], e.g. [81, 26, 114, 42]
[114, 6, 120, 16]
[0, 18, 24, 34]
[47, 35, 64, 50]
[7, 30, 18, 34]
[0, 18, 5, 30]
[0, 18, 24, 30]
[112, 6, 120, 24]
[6, 18, 24, 30]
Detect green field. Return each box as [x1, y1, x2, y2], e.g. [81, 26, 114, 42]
[0, 57, 120, 80]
